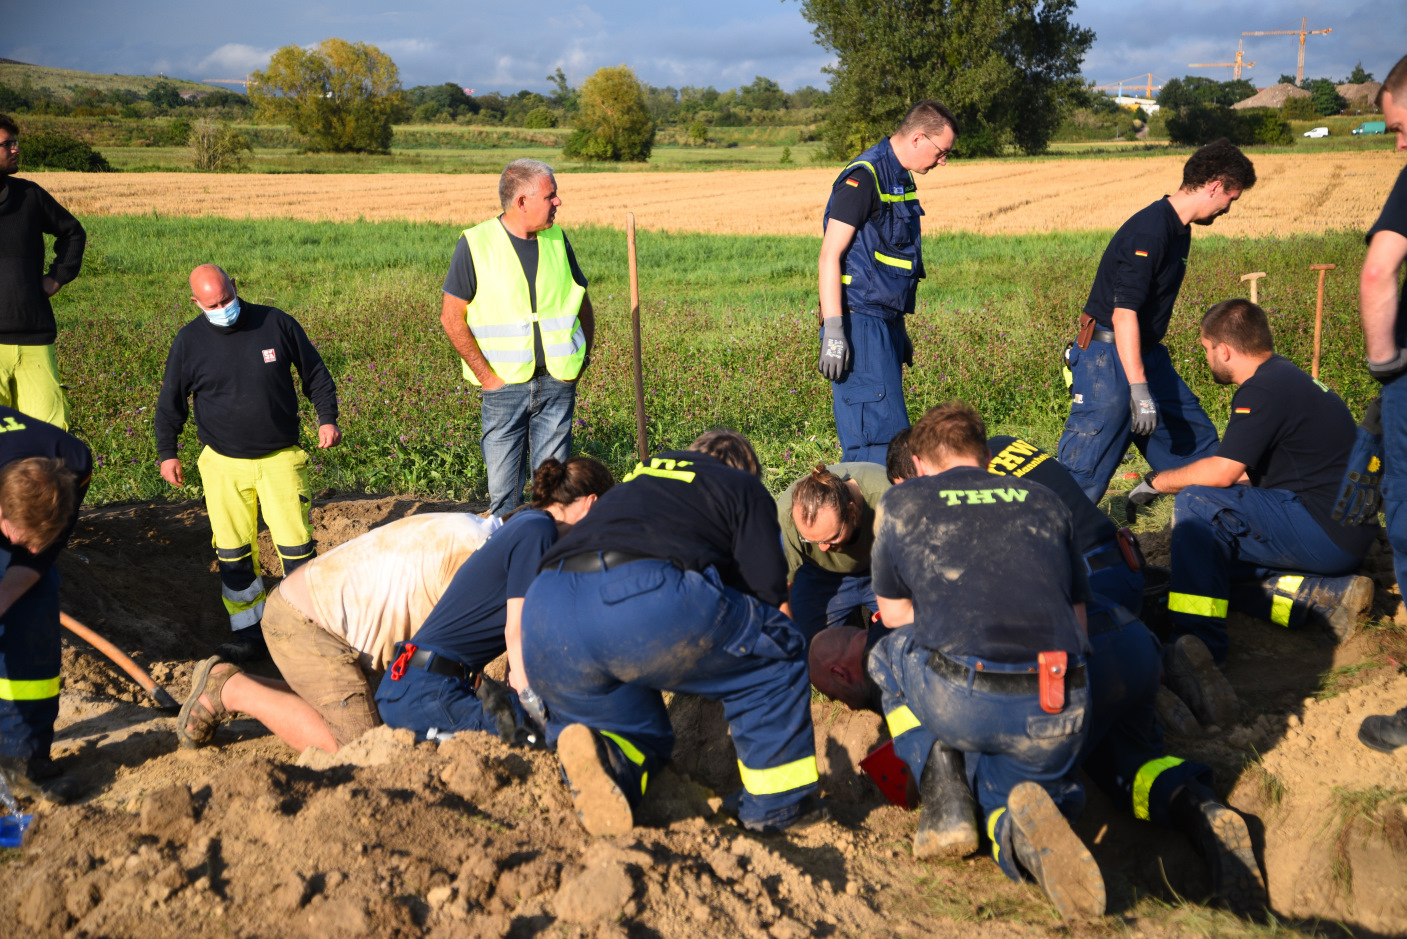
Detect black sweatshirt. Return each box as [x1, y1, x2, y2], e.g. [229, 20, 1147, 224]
[155, 302, 338, 461]
[0, 405, 93, 573]
[0, 176, 86, 345]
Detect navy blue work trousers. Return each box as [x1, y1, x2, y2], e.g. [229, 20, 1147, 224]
[1058, 340, 1220, 503]
[1379, 372, 1407, 592]
[1085, 539, 1144, 616]
[1169, 485, 1360, 663]
[375, 657, 525, 741]
[0, 548, 62, 761]
[521, 561, 818, 830]
[828, 312, 909, 463]
[788, 563, 877, 642]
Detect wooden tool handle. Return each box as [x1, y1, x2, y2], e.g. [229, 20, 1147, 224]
[627, 214, 647, 463]
[60, 612, 179, 709]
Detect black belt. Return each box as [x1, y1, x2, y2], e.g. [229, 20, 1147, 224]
[1090, 327, 1115, 344]
[926, 648, 1085, 694]
[557, 550, 658, 573]
[401, 646, 480, 686]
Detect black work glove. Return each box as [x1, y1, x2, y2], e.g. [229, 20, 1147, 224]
[900, 323, 914, 368]
[1124, 472, 1161, 524]
[819, 316, 850, 381]
[1368, 349, 1407, 384]
[1129, 382, 1158, 437]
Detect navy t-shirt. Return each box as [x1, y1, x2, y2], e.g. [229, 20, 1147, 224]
[409, 509, 558, 669]
[827, 169, 883, 228]
[871, 465, 1091, 663]
[1084, 197, 1191, 347]
[0, 407, 92, 573]
[1367, 164, 1407, 345]
[1216, 355, 1378, 557]
[987, 435, 1116, 556]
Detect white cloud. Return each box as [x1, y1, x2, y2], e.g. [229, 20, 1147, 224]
[376, 38, 437, 58]
[196, 43, 276, 77]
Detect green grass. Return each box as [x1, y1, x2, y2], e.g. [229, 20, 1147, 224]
[50, 218, 1377, 505]
[1314, 661, 1385, 700]
[0, 63, 211, 97]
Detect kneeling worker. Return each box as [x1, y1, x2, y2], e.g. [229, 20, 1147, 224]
[779, 461, 890, 640]
[1127, 300, 1377, 722]
[867, 402, 1104, 920]
[522, 430, 820, 837]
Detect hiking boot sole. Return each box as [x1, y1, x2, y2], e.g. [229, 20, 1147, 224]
[1008, 781, 1106, 920]
[1166, 636, 1238, 729]
[557, 724, 634, 838]
[1317, 575, 1374, 641]
[1201, 803, 1267, 917]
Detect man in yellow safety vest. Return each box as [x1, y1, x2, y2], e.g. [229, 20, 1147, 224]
[440, 159, 595, 516]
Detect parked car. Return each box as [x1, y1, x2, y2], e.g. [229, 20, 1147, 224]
[1353, 121, 1387, 135]
[1303, 126, 1330, 138]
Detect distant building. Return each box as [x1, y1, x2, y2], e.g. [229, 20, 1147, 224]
[1113, 95, 1159, 114]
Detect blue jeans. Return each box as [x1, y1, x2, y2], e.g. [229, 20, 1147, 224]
[1380, 372, 1407, 591]
[867, 626, 1090, 881]
[829, 312, 909, 463]
[0, 548, 61, 761]
[1169, 485, 1361, 662]
[480, 374, 576, 517]
[1058, 340, 1220, 503]
[789, 564, 877, 642]
[521, 561, 817, 830]
[374, 658, 525, 741]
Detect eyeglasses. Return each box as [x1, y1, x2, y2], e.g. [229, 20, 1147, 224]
[0, 139, 17, 151]
[922, 133, 952, 162]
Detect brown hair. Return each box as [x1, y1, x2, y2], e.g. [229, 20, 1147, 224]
[1200, 298, 1274, 355]
[529, 456, 613, 509]
[688, 429, 761, 477]
[1380, 55, 1407, 108]
[897, 100, 960, 138]
[909, 402, 987, 465]
[1181, 138, 1256, 192]
[792, 464, 853, 527]
[886, 427, 915, 481]
[0, 457, 76, 551]
[0, 114, 17, 138]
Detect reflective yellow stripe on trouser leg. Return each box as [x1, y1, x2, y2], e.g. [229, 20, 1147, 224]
[885, 705, 921, 738]
[600, 730, 649, 794]
[737, 755, 819, 796]
[1131, 755, 1185, 821]
[199, 447, 269, 628]
[1271, 575, 1305, 627]
[0, 676, 61, 700]
[987, 806, 1007, 865]
[1167, 593, 1229, 619]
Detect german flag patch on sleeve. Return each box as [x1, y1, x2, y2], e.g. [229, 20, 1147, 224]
[1234, 407, 1251, 414]
[1134, 250, 1149, 257]
[844, 177, 860, 187]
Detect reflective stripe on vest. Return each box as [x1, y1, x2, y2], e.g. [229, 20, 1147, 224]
[460, 220, 586, 386]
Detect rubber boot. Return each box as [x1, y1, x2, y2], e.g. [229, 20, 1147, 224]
[1305, 575, 1375, 641]
[1007, 781, 1106, 920]
[1169, 781, 1266, 916]
[1164, 635, 1238, 729]
[913, 744, 978, 859]
[1359, 707, 1407, 753]
[556, 724, 634, 838]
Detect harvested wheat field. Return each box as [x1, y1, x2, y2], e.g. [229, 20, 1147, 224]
[33, 150, 1403, 237]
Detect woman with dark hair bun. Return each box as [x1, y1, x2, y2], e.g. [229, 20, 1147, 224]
[375, 456, 612, 742]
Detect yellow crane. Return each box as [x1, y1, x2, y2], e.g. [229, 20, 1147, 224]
[1242, 17, 1332, 85]
[1091, 73, 1164, 99]
[1190, 40, 1256, 81]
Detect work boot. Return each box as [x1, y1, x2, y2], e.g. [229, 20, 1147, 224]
[1154, 686, 1201, 737]
[1358, 707, 1407, 753]
[721, 791, 831, 834]
[214, 624, 268, 664]
[1007, 781, 1106, 920]
[913, 744, 978, 859]
[1305, 575, 1375, 641]
[1170, 783, 1266, 916]
[0, 756, 81, 805]
[1164, 635, 1238, 729]
[557, 724, 634, 838]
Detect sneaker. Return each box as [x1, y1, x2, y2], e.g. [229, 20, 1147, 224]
[1164, 635, 1238, 729]
[1007, 781, 1106, 920]
[557, 724, 634, 837]
[914, 744, 978, 859]
[1306, 575, 1374, 641]
[1171, 787, 1266, 916]
[1358, 708, 1407, 753]
[214, 625, 268, 664]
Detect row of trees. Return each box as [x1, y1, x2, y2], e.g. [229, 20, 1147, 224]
[0, 77, 248, 119]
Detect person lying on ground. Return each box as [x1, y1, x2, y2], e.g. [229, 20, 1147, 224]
[376, 457, 613, 744]
[177, 510, 501, 754]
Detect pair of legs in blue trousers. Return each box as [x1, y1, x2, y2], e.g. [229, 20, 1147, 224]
[828, 312, 909, 464]
[788, 563, 877, 642]
[0, 549, 62, 762]
[479, 374, 576, 517]
[521, 561, 818, 830]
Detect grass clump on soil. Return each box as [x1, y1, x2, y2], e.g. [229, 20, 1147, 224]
[49, 218, 1376, 505]
[1314, 661, 1386, 701]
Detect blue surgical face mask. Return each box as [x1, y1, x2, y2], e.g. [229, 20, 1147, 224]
[203, 296, 240, 327]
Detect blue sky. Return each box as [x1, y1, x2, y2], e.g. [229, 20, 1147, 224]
[2, 1, 1400, 94]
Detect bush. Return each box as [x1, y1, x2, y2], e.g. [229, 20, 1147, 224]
[164, 117, 192, 146]
[685, 120, 708, 145]
[18, 131, 113, 172]
[146, 81, 185, 110]
[1246, 108, 1292, 145]
[779, 146, 793, 164]
[189, 119, 252, 172]
[1282, 97, 1317, 121]
[523, 106, 557, 129]
[562, 65, 654, 162]
[251, 38, 408, 153]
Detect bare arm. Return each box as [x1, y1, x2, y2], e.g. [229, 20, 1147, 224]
[818, 220, 858, 323]
[1362, 230, 1407, 362]
[504, 597, 526, 692]
[0, 566, 41, 622]
[1151, 456, 1247, 494]
[1110, 307, 1146, 384]
[440, 292, 504, 391]
[876, 594, 913, 629]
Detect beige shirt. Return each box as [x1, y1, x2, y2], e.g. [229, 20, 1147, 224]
[304, 513, 500, 672]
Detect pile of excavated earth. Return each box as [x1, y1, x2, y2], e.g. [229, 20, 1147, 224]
[1, 495, 1404, 938]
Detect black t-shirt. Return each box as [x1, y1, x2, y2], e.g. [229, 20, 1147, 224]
[442, 219, 588, 377]
[0, 407, 93, 574]
[1367, 164, 1407, 345]
[1215, 355, 1378, 557]
[871, 465, 1091, 663]
[409, 509, 558, 670]
[987, 436, 1116, 555]
[1083, 197, 1191, 347]
[539, 450, 788, 607]
[827, 169, 882, 229]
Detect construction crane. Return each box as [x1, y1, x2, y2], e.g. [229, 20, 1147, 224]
[1091, 73, 1164, 99]
[1190, 40, 1256, 81]
[1242, 17, 1331, 85]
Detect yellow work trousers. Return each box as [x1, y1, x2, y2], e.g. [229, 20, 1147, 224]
[0, 344, 69, 430]
[198, 446, 316, 629]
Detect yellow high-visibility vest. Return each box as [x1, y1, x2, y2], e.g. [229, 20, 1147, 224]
[459, 220, 586, 386]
